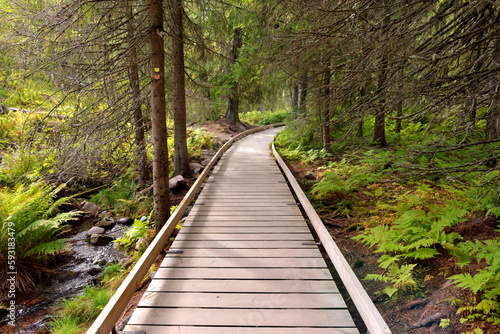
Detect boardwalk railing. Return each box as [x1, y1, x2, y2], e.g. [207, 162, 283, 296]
[85, 123, 283, 334]
[272, 143, 391, 334]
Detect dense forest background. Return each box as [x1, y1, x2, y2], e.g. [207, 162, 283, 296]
[0, 0, 499, 333]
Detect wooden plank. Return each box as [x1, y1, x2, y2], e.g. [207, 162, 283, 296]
[164, 248, 323, 258]
[188, 211, 302, 216]
[147, 279, 339, 293]
[184, 216, 304, 221]
[273, 143, 391, 334]
[160, 257, 327, 268]
[193, 203, 298, 206]
[169, 240, 317, 249]
[188, 208, 301, 214]
[154, 268, 332, 280]
[123, 325, 360, 334]
[137, 292, 345, 308]
[127, 308, 355, 327]
[181, 220, 305, 227]
[174, 233, 313, 241]
[178, 226, 309, 233]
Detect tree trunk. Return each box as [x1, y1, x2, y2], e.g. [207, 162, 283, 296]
[170, 0, 191, 177]
[374, 6, 389, 147]
[225, 27, 243, 125]
[126, 1, 149, 187]
[291, 84, 299, 118]
[149, 0, 170, 234]
[486, 40, 500, 140]
[298, 80, 308, 114]
[322, 63, 331, 151]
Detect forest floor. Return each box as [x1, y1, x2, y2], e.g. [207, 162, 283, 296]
[287, 161, 500, 334]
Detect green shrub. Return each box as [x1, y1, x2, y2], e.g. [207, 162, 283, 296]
[258, 110, 290, 125]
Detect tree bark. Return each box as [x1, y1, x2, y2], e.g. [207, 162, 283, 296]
[149, 0, 170, 234]
[298, 80, 307, 114]
[126, 1, 149, 187]
[374, 5, 389, 147]
[486, 39, 500, 140]
[225, 27, 243, 125]
[291, 84, 299, 118]
[170, 0, 192, 177]
[322, 63, 331, 151]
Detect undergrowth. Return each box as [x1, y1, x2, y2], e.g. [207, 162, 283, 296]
[0, 181, 79, 292]
[275, 124, 500, 331]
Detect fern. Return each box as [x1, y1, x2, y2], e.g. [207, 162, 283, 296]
[365, 263, 418, 298]
[0, 181, 79, 291]
[354, 206, 466, 297]
[450, 239, 500, 326]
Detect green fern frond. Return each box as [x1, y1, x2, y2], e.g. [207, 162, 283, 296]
[23, 238, 70, 260]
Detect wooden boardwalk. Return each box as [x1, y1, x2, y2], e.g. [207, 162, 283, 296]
[123, 128, 359, 334]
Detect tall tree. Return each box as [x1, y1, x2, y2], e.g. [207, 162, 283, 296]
[169, 0, 192, 177]
[322, 58, 331, 151]
[126, 0, 149, 187]
[149, 0, 170, 234]
[225, 27, 243, 125]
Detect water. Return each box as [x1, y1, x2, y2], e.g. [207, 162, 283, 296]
[3, 224, 127, 332]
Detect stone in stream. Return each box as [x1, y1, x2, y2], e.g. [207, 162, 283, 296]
[117, 217, 134, 225]
[89, 234, 114, 246]
[99, 210, 113, 219]
[81, 201, 100, 215]
[95, 220, 115, 229]
[86, 226, 105, 237]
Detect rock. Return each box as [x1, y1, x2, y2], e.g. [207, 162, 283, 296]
[57, 271, 75, 282]
[81, 201, 100, 215]
[169, 175, 186, 192]
[86, 226, 105, 236]
[99, 210, 113, 219]
[305, 173, 316, 180]
[117, 217, 134, 225]
[87, 267, 101, 275]
[200, 158, 211, 167]
[89, 234, 114, 246]
[190, 163, 204, 174]
[95, 220, 115, 228]
[148, 270, 157, 280]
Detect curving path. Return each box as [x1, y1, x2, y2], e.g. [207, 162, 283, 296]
[123, 127, 359, 333]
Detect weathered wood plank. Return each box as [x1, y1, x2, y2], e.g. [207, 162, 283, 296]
[123, 325, 360, 334]
[164, 248, 323, 258]
[174, 233, 313, 241]
[188, 211, 302, 216]
[169, 240, 318, 249]
[127, 308, 355, 327]
[154, 268, 332, 279]
[147, 279, 339, 293]
[137, 291, 346, 308]
[160, 257, 327, 268]
[179, 226, 309, 233]
[181, 220, 305, 227]
[184, 216, 304, 221]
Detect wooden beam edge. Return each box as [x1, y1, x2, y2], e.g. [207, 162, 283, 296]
[272, 142, 392, 334]
[85, 123, 283, 334]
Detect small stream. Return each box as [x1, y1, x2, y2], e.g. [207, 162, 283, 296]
[2, 218, 128, 333]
